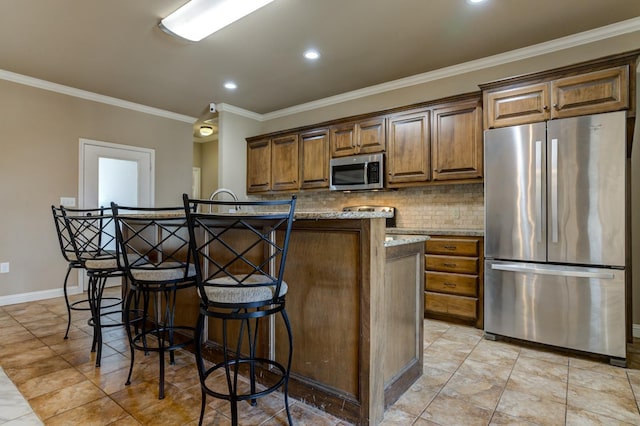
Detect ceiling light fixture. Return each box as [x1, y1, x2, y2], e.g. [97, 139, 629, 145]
[304, 50, 320, 60]
[159, 0, 275, 42]
[199, 126, 214, 137]
[224, 82, 237, 90]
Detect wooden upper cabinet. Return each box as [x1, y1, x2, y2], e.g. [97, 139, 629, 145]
[386, 110, 431, 186]
[551, 66, 629, 119]
[484, 65, 630, 128]
[357, 117, 386, 154]
[330, 122, 357, 157]
[431, 99, 483, 181]
[330, 116, 386, 157]
[246, 138, 271, 193]
[271, 134, 299, 192]
[484, 83, 550, 129]
[299, 128, 330, 189]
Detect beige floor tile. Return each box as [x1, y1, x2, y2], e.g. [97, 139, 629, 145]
[569, 366, 634, 396]
[506, 367, 568, 404]
[489, 410, 540, 425]
[519, 346, 570, 365]
[512, 355, 569, 383]
[454, 358, 513, 386]
[44, 396, 128, 426]
[569, 356, 629, 379]
[440, 371, 505, 410]
[566, 406, 636, 425]
[28, 379, 106, 420]
[466, 339, 521, 368]
[17, 366, 86, 400]
[390, 373, 439, 416]
[495, 388, 566, 426]
[420, 393, 494, 426]
[377, 406, 419, 425]
[567, 382, 640, 424]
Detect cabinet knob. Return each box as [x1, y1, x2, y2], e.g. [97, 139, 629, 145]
[553, 104, 558, 109]
[543, 105, 549, 110]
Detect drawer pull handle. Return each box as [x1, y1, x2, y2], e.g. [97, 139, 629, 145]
[443, 245, 457, 250]
[443, 263, 457, 267]
[443, 282, 457, 288]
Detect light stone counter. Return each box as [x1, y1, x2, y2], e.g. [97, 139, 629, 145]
[386, 227, 484, 237]
[383, 234, 430, 247]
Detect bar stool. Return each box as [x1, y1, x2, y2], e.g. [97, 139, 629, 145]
[183, 193, 296, 426]
[51, 206, 89, 339]
[61, 206, 125, 367]
[111, 203, 197, 400]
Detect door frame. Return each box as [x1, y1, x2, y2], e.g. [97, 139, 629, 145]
[78, 138, 155, 290]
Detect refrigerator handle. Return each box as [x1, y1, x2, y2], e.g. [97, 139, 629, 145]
[535, 141, 542, 243]
[551, 138, 558, 243]
[491, 263, 615, 279]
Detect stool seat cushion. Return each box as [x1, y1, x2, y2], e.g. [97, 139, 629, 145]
[85, 256, 120, 271]
[130, 262, 196, 283]
[204, 274, 288, 304]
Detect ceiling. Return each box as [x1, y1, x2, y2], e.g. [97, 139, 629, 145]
[1, 0, 639, 123]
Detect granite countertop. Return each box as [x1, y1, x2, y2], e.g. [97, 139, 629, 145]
[386, 227, 484, 237]
[383, 234, 430, 247]
[294, 211, 393, 220]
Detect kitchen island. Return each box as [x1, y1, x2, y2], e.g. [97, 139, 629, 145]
[179, 212, 426, 425]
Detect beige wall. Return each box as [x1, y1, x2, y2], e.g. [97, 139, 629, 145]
[200, 140, 219, 200]
[0, 79, 193, 299]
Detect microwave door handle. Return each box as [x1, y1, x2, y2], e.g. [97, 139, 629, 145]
[363, 161, 368, 184]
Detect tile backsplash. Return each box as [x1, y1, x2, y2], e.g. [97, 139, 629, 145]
[252, 183, 484, 230]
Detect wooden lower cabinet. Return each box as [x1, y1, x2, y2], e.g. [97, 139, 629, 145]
[424, 235, 484, 329]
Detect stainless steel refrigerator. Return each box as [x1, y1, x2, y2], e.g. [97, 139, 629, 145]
[483, 110, 627, 362]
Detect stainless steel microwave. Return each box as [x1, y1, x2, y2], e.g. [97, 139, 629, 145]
[329, 153, 384, 191]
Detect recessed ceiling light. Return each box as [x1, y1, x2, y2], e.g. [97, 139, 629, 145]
[224, 82, 237, 90]
[466, 0, 485, 3]
[304, 50, 320, 60]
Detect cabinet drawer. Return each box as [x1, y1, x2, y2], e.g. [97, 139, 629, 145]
[425, 292, 476, 319]
[425, 255, 477, 274]
[425, 238, 479, 256]
[425, 271, 477, 297]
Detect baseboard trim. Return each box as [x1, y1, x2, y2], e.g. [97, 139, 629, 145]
[0, 285, 82, 307]
[633, 324, 640, 338]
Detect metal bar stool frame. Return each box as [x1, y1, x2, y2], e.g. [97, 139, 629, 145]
[183, 194, 296, 426]
[61, 206, 125, 367]
[111, 203, 197, 400]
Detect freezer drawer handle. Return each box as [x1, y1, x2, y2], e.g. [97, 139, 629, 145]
[491, 263, 615, 279]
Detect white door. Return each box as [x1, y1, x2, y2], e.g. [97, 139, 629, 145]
[80, 138, 154, 209]
[79, 138, 155, 288]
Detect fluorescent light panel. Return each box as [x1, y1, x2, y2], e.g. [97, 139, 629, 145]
[160, 0, 274, 42]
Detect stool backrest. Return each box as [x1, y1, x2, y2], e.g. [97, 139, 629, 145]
[183, 194, 297, 308]
[60, 206, 118, 267]
[111, 204, 196, 284]
[51, 206, 79, 264]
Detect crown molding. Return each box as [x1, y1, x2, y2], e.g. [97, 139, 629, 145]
[216, 103, 263, 121]
[262, 17, 640, 120]
[0, 69, 197, 124]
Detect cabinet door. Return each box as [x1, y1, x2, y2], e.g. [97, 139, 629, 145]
[246, 139, 271, 193]
[484, 83, 550, 128]
[551, 65, 629, 119]
[271, 134, 299, 192]
[356, 117, 386, 154]
[330, 122, 357, 157]
[300, 129, 330, 189]
[387, 111, 430, 185]
[432, 100, 483, 181]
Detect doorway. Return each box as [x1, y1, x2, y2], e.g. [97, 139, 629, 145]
[79, 138, 155, 288]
